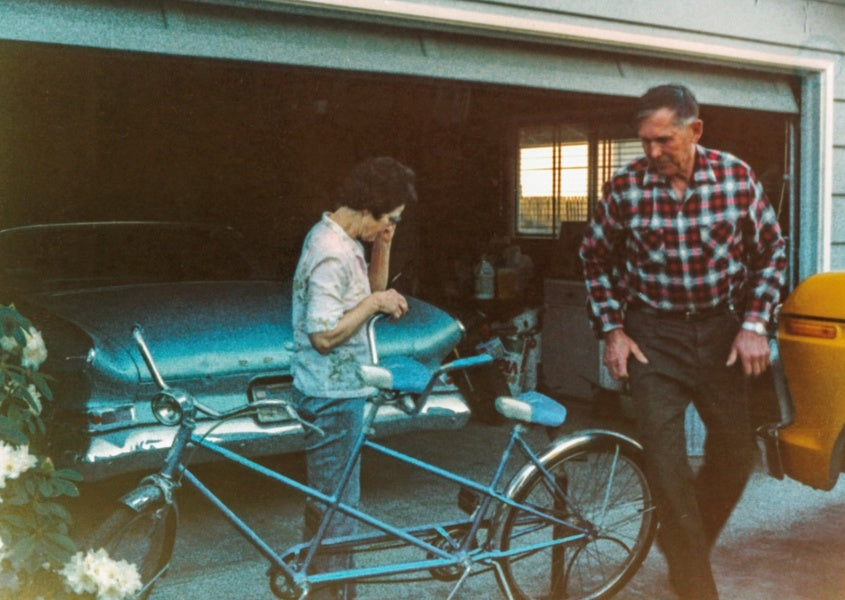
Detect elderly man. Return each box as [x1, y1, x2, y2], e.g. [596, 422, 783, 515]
[580, 84, 786, 599]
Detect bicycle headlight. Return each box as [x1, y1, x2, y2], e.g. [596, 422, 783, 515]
[151, 391, 183, 426]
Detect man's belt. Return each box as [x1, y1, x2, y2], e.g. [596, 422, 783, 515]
[628, 300, 734, 322]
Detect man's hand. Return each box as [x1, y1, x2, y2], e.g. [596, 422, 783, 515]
[603, 328, 648, 380]
[726, 326, 770, 376]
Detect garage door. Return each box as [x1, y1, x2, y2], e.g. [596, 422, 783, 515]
[0, 1, 798, 114]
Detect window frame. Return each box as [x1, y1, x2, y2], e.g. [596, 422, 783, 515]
[509, 117, 640, 240]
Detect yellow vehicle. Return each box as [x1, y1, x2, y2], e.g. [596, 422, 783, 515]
[761, 272, 845, 490]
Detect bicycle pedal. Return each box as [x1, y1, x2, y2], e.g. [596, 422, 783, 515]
[457, 486, 480, 514]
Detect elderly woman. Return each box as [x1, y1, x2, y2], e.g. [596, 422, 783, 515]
[291, 156, 417, 599]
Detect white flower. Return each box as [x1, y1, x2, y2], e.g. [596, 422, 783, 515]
[60, 551, 98, 596]
[0, 335, 17, 353]
[60, 548, 142, 600]
[0, 442, 37, 489]
[21, 327, 47, 370]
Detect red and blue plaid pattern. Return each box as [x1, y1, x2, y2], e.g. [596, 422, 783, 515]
[580, 145, 787, 333]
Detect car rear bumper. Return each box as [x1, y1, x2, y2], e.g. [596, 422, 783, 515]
[69, 393, 472, 481]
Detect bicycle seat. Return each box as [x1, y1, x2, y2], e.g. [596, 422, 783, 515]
[359, 355, 434, 394]
[495, 391, 567, 427]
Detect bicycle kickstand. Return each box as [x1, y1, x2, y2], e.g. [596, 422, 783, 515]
[446, 564, 474, 600]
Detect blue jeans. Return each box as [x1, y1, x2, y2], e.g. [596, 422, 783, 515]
[294, 389, 365, 600]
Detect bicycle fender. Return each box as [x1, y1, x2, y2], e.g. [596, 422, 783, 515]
[491, 429, 643, 533]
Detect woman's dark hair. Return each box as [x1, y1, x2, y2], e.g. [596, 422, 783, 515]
[634, 84, 699, 126]
[337, 156, 417, 217]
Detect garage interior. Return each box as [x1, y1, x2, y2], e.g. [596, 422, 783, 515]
[0, 38, 797, 400]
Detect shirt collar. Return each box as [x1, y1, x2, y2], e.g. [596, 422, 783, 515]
[321, 211, 354, 241]
[642, 144, 717, 187]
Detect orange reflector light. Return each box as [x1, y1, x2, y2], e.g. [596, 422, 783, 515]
[783, 318, 837, 340]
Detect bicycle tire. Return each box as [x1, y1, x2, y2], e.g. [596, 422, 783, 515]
[86, 502, 178, 600]
[497, 437, 656, 599]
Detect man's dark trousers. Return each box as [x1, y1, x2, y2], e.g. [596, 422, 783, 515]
[625, 309, 756, 600]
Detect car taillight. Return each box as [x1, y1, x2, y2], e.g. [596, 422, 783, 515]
[87, 405, 136, 426]
[782, 317, 838, 340]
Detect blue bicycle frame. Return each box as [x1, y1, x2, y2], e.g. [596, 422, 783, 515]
[169, 403, 586, 595]
[119, 321, 654, 600]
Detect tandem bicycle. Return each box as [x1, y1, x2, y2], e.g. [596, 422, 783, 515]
[87, 315, 656, 599]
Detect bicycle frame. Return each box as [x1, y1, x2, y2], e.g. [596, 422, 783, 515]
[120, 323, 653, 600]
[153, 397, 589, 597]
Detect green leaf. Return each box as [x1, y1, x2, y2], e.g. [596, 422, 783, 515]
[54, 468, 84, 482]
[6, 369, 25, 386]
[44, 541, 74, 568]
[5, 482, 33, 505]
[46, 531, 78, 553]
[0, 422, 28, 445]
[0, 513, 28, 530]
[29, 371, 54, 402]
[16, 385, 42, 415]
[53, 478, 80, 498]
[9, 534, 36, 563]
[38, 478, 56, 497]
[12, 327, 26, 347]
[45, 502, 72, 523]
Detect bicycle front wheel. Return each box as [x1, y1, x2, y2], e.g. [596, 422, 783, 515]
[86, 503, 178, 600]
[498, 437, 656, 600]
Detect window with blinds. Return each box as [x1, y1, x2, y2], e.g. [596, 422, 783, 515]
[516, 123, 640, 238]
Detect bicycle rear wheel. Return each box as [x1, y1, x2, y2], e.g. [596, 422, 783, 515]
[86, 502, 178, 600]
[498, 437, 656, 599]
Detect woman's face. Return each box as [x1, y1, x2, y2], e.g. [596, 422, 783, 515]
[360, 205, 405, 242]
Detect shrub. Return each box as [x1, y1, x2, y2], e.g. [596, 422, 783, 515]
[0, 306, 140, 599]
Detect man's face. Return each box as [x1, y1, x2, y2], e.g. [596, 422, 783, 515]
[637, 107, 703, 180]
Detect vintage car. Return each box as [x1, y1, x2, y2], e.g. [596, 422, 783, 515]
[759, 272, 845, 491]
[0, 222, 472, 481]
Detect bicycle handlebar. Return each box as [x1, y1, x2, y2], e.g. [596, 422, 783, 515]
[366, 313, 387, 364]
[362, 314, 494, 414]
[132, 325, 170, 391]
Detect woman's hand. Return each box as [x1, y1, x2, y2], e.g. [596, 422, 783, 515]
[372, 288, 408, 320]
[308, 289, 408, 354]
[374, 222, 397, 246]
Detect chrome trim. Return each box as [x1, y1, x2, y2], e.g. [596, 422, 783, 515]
[72, 393, 471, 481]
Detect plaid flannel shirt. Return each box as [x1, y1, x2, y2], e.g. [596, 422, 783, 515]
[580, 145, 787, 334]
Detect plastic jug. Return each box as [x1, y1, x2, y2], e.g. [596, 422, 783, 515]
[474, 257, 495, 299]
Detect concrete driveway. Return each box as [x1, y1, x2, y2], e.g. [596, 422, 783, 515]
[74, 406, 845, 600]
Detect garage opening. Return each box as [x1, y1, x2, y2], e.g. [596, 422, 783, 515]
[0, 40, 798, 306]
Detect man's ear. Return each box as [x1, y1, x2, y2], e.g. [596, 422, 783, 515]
[690, 118, 704, 143]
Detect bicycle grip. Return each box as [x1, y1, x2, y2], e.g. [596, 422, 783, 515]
[447, 353, 494, 371]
